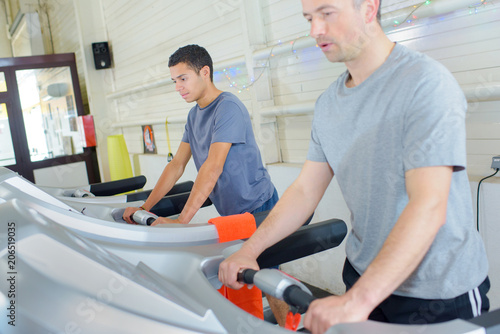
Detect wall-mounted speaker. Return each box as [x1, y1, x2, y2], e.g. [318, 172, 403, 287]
[92, 42, 112, 70]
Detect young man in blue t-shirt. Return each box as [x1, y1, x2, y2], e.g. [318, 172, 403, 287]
[123, 44, 287, 325]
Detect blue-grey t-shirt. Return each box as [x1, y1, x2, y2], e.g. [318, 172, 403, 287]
[307, 44, 488, 299]
[181, 92, 274, 216]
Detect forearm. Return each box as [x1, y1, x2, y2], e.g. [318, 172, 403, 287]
[142, 161, 184, 211]
[347, 198, 447, 312]
[177, 162, 222, 224]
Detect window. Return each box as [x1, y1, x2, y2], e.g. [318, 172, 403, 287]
[15, 67, 83, 162]
[0, 103, 16, 166]
[0, 72, 6, 92]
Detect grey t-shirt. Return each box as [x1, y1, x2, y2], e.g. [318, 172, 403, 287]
[182, 92, 274, 216]
[307, 44, 488, 299]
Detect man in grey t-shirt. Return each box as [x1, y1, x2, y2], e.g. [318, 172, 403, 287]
[219, 1, 489, 333]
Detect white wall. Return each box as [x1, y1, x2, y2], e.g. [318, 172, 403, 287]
[47, 0, 89, 112]
[471, 178, 500, 310]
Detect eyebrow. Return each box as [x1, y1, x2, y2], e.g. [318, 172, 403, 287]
[303, 4, 336, 16]
[171, 74, 187, 81]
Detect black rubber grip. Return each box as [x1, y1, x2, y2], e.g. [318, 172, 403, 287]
[126, 189, 153, 202]
[283, 285, 316, 313]
[237, 269, 257, 284]
[126, 181, 194, 202]
[149, 192, 212, 217]
[165, 181, 194, 196]
[89, 175, 147, 196]
[146, 217, 156, 226]
[257, 219, 347, 269]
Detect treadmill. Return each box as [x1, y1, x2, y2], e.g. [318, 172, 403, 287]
[1, 199, 497, 334]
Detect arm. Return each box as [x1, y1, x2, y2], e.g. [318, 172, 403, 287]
[218, 160, 334, 289]
[122, 142, 191, 224]
[152, 141, 232, 225]
[304, 165, 453, 334]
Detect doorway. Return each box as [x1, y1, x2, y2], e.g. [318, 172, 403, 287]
[0, 53, 100, 184]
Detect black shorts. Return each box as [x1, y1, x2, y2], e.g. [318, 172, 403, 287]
[342, 258, 490, 324]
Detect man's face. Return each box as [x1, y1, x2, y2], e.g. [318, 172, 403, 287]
[301, 0, 369, 63]
[170, 62, 207, 103]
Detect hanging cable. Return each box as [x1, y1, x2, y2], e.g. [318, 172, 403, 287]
[165, 118, 173, 162]
[39, 0, 55, 53]
[476, 168, 499, 231]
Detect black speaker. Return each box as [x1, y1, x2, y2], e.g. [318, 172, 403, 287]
[92, 42, 112, 70]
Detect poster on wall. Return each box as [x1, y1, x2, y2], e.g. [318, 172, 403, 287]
[142, 125, 157, 154]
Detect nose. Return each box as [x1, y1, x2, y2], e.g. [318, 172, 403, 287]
[310, 17, 326, 39]
[175, 81, 182, 92]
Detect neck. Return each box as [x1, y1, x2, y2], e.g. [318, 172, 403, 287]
[196, 83, 223, 108]
[345, 31, 395, 88]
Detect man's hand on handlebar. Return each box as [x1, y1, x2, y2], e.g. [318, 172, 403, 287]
[219, 251, 260, 290]
[304, 293, 370, 334]
[123, 207, 141, 224]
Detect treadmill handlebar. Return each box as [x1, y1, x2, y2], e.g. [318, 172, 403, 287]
[126, 181, 195, 202]
[132, 210, 158, 226]
[89, 175, 147, 196]
[257, 218, 347, 269]
[283, 285, 316, 314]
[237, 268, 257, 284]
[238, 268, 314, 313]
[71, 188, 95, 198]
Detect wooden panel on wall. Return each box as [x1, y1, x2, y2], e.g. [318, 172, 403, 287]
[99, 0, 248, 156]
[47, 0, 89, 112]
[277, 114, 312, 163]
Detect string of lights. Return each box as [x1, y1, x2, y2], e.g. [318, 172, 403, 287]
[468, 0, 490, 14]
[391, 0, 431, 27]
[215, 34, 314, 93]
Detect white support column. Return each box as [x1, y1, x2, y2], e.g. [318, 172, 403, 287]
[37, 0, 54, 54]
[73, 0, 115, 181]
[0, 0, 13, 57]
[239, 0, 280, 164]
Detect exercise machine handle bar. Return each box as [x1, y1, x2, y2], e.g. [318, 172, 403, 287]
[237, 268, 316, 314]
[132, 210, 158, 226]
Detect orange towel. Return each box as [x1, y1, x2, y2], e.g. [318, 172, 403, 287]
[217, 285, 263, 320]
[208, 212, 257, 243]
[209, 212, 264, 319]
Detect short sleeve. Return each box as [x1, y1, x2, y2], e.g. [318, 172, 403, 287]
[403, 69, 467, 172]
[307, 122, 328, 162]
[181, 122, 190, 143]
[211, 101, 247, 144]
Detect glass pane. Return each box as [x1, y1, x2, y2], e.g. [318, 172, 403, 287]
[0, 103, 16, 166]
[15, 67, 84, 162]
[0, 72, 6, 92]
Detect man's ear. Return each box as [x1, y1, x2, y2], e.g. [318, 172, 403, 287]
[364, 0, 380, 24]
[200, 65, 211, 80]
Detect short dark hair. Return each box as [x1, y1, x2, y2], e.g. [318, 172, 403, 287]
[168, 45, 214, 82]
